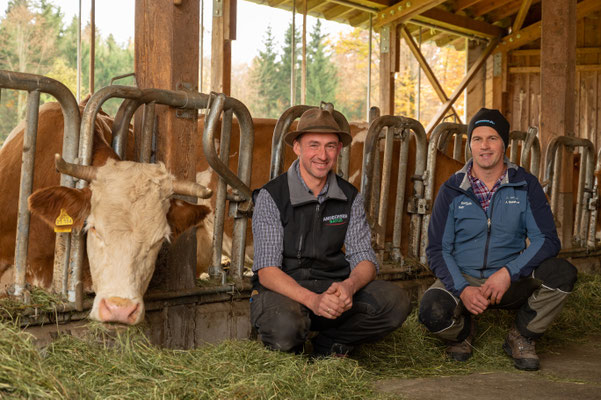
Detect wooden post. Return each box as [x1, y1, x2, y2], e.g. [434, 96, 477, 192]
[135, 0, 200, 290]
[211, 0, 236, 95]
[379, 23, 399, 115]
[301, 0, 307, 105]
[540, 0, 576, 246]
[466, 40, 486, 119]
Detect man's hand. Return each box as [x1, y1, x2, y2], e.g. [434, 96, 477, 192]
[307, 287, 345, 319]
[481, 268, 511, 305]
[329, 280, 356, 312]
[460, 286, 490, 315]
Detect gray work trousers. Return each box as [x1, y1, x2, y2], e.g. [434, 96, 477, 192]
[250, 279, 412, 354]
[419, 257, 578, 341]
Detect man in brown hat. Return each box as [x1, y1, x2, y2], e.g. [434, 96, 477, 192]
[249, 104, 411, 357]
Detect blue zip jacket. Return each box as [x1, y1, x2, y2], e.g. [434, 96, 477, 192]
[426, 159, 561, 297]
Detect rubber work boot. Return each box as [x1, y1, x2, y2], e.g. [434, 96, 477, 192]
[503, 326, 540, 371]
[445, 320, 476, 362]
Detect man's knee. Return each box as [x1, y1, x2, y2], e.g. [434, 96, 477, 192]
[534, 258, 578, 292]
[257, 310, 310, 352]
[419, 287, 457, 333]
[362, 281, 412, 329]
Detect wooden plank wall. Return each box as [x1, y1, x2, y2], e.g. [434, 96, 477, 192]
[507, 11, 600, 150]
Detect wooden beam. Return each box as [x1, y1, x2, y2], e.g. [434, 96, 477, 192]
[511, 47, 601, 56]
[349, 12, 371, 26]
[211, 0, 236, 95]
[323, 4, 349, 19]
[400, 25, 463, 122]
[510, 64, 601, 73]
[471, 0, 514, 17]
[379, 23, 400, 114]
[540, 0, 576, 246]
[412, 7, 504, 38]
[305, 0, 322, 12]
[454, 0, 482, 12]
[373, 0, 447, 29]
[496, 0, 601, 53]
[466, 40, 486, 117]
[425, 38, 498, 134]
[512, 0, 532, 33]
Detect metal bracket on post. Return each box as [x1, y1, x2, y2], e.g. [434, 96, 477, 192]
[213, 0, 223, 16]
[493, 52, 502, 77]
[407, 197, 430, 215]
[380, 25, 390, 53]
[175, 82, 197, 119]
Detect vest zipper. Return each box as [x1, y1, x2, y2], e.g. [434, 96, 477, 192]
[312, 203, 320, 259]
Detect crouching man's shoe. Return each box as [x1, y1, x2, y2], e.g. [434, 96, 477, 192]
[503, 326, 540, 371]
[446, 320, 476, 362]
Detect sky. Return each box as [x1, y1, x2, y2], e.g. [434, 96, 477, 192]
[0, 0, 354, 65]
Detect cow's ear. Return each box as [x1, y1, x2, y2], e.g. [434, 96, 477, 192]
[167, 199, 211, 237]
[28, 186, 92, 230]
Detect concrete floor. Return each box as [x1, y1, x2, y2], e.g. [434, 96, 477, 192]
[376, 336, 601, 399]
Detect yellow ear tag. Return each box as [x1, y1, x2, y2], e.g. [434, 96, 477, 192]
[54, 208, 74, 233]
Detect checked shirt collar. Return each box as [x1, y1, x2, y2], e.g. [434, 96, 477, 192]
[467, 160, 507, 213]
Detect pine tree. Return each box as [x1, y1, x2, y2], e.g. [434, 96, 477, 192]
[278, 22, 302, 108]
[251, 26, 282, 118]
[306, 19, 337, 107]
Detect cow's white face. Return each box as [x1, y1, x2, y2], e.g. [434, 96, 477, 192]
[86, 159, 173, 325]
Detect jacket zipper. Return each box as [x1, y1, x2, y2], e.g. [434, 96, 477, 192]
[480, 191, 498, 278]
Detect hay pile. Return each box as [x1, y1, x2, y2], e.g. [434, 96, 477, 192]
[0, 273, 599, 399]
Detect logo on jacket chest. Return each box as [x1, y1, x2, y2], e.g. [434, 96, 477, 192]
[504, 195, 521, 205]
[323, 213, 349, 226]
[457, 201, 473, 209]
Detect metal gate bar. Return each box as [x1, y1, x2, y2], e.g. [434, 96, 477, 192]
[361, 115, 427, 262]
[544, 136, 596, 248]
[0, 70, 81, 298]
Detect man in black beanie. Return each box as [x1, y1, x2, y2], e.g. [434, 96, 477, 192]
[419, 108, 577, 371]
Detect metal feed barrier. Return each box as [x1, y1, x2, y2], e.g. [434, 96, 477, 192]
[270, 103, 351, 180]
[360, 110, 427, 265]
[0, 70, 81, 301]
[543, 136, 597, 249]
[79, 86, 255, 285]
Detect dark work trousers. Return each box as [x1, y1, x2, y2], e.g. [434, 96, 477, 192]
[419, 257, 577, 341]
[250, 279, 412, 354]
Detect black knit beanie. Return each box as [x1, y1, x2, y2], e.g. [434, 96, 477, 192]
[467, 108, 510, 149]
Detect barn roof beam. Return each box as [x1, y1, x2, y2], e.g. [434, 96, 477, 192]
[400, 25, 463, 123]
[412, 8, 504, 38]
[425, 37, 499, 134]
[471, 0, 515, 17]
[373, 0, 447, 29]
[453, 0, 482, 12]
[512, 0, 533, 33]
[510, 47, 601, 56]
[324, 4, 356, 20]
[329, 0, 381, 13]
[495, 0, 601, 53]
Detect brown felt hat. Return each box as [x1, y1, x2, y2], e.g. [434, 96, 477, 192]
[284, 105, 352, 147]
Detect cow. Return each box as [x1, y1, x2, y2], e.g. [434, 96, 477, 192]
[0, 101, 212, 325]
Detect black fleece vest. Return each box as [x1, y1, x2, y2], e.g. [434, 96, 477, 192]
[259, 171, 358, 284]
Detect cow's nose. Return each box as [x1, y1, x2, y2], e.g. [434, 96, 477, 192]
[98, 296, 142, 325]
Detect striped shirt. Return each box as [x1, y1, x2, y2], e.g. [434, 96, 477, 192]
[252, 160, 378, 273]
[467, 161, 507, 212]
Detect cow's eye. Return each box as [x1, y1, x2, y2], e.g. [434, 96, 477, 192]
[88, 227, 104, 241]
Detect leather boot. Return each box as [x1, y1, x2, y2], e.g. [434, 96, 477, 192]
[503, 326, 540, 371]
[446, 320, 476, 362]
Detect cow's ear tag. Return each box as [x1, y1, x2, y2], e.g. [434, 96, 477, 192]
[54, 208, 74, 233]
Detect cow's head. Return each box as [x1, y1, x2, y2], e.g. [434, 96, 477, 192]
[29, 156, 212, 325]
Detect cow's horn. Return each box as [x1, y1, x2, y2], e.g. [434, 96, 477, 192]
[54, 154, 98, 182]
[172, 180, 213, 199]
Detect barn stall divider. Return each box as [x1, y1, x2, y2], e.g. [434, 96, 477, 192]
[0, 70, 80, 302]
[360, 109, 427, 267]
[543, 136, 597, 249]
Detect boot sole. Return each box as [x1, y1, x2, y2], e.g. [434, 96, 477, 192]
[502, 341, 540, 371]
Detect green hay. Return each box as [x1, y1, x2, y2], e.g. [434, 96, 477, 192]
[357, 273, 601, 378]
[0, 274, 599, 399]
[0, 288, 67, 321]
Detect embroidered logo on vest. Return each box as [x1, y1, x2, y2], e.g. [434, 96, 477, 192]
[323, 213, 348, 226]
